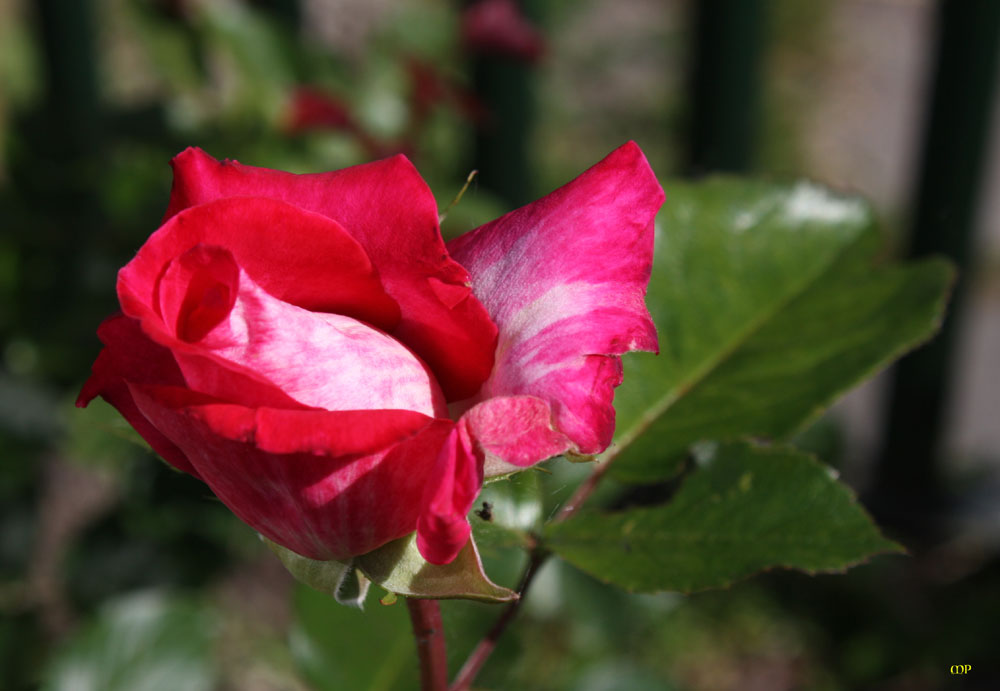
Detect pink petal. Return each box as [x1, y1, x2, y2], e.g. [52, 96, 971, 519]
[416, 420, 483, 564]
[463, 395, 572, 476]
[448, 142, 663, 458]
[130, 384, 454, 561]
[164, 148, 498, 401]
[165, 246, 448, 417]
[415, 395, 571, 562]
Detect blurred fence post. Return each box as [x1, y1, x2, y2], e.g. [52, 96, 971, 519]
[252, 0, 302, 30]
[685, 0, 767, 174]
[12, 0, 105, 383]
[873, 0, 1000, 538]
[35, 0, 101, 158]
[465, 0, 541, 207]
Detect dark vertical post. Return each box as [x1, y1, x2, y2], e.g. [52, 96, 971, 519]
[251, 0, 302, 30]
[35, 0, 101, 158]
[471, 56, 535, 206]
[873, 0, 1000, 538]
[466, 0, 541, 207]
[685, 0, 767, 174]
[14, 0, 104, 383]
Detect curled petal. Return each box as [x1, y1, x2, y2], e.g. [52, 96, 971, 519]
[416, 421, 483, 564]
[463, 395, 571, 476]
[158, 244, 240, 343]
[120, 196, 400, 331]
[449, 141, 663, 459]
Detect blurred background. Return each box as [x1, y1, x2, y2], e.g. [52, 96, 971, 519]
[1, 0, 999, 689]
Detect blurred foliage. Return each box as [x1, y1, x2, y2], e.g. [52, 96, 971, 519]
[42, 591, 217, 691]
[0, 1, 997, 691]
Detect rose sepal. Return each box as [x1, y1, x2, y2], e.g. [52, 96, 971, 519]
[265, 532, 516, 605]
[262, 536, 371, 609]
[358, 533, 516, 603]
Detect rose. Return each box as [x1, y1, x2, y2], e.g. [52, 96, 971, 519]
[77, 142, 663, 565]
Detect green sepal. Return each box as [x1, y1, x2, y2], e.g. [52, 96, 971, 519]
[262, 537, 370, 609]
[357, 533, 517, 603]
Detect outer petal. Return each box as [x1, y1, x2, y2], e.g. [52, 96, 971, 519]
[76, 314, 197, 476]
[416, 419, 483, 564]
[462, 395, 572, 476]
[448, 142, 663, 457]
[414, 395, 573, 561]
[130, 384, 455, 561]
[163, 148, 497, 401]
[120, 196, 400, 331]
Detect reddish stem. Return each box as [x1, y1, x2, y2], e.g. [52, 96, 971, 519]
[451, 453, 616, 689]
[406, 598, 449, 691]
[554, 457, 615, 523]
[450, 550, 547, 691]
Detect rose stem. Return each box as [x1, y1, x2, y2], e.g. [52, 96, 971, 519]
[553, 453, 617, 523]
[449, 549, 547, 691]
[451, 450, 619, 689]
[406, 597, 449, 691]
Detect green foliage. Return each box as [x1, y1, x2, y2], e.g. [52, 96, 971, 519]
[545, 441, 902, 593]
[292, 584, 417, 691]
[473, 469, 544, 552]
[42, 591, 217, 691]
[610, 178, 953, 483]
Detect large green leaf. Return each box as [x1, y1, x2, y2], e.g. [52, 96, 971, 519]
[610, 179, 953, 483]
[42, 591, 216, 691]
[545, 441, 902, 593]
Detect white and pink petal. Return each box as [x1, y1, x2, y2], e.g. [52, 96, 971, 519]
[448, 141, 664, 461]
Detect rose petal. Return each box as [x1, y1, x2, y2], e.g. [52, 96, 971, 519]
[463, 395, 571, 476]
[76, 315, 198, 476]
[121, 196, 400, 331]
[163, 148, 497, 401]
[416, 420, 483, 564]
[130, 384, 455, 561]
[175, 260, 448, 417]
[158, 244, 240, 343]
[448, 142, 663, 457]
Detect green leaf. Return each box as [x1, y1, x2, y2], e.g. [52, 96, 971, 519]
[292, 584, 416, 691]
[358, 534, 517, 603]
[42, 591, 216, 691]
[545, 441, 903, 593]
[610, 179, 953, 482]
[263, 537, 371, 609]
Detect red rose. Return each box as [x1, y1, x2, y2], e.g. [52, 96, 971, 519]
[78, 143, 663, 565]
